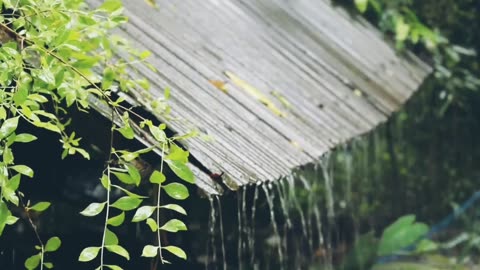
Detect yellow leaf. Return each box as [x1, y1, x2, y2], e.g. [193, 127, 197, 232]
[224, 71, 286, 117]
[145, 0, 158, 8]
[208, 80, 228, 93]
[270, 91, 292, 110]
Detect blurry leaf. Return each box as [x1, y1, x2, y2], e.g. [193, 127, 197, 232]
[378, 215, 429, 256]
[99, 0, 123, 12]
[141, 245, 158, 257]
[160, 204, 187, 215]
[78, 246, 101, 262]
[45, 237, 61, 252]
[163, 183, 189, 200]
[30, 202, 51, 212]
[163, 246, 187, 260]
[132, 206, 156, 222]
[160, 219, 187, 232]
[111, 196, 142, 211]
[105, 245, 130, 260]
[80, 202, 106, 217]
[354, 0, 368, 13]
[145, 0, 157, 8]
[395, 17, 411, 42]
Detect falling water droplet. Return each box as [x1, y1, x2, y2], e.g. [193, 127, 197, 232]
[208, 196, 217, 270]
[237, 188, 243, 270]
[215, 196, 227, 270]
[250, 184, 259, 264]
[262, 184, 284, 270]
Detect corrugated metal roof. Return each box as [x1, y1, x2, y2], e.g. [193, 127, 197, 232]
[89, 0, 430, 194]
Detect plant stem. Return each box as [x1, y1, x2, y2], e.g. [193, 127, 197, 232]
[100, 167, 112, 270]
[156, 142, 166, 264]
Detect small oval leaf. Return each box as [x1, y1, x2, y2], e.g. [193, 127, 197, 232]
[149, 170, 165, 184]
[166, 160, 195, 184]
[78, 246, 101, 262]
[80, 202, 106, 217]
[163, 183, 189, 200]
[163, 246, 187, 260]
[45, 237, 61, 252]
[160, 204, 187, 215]
[141, 245, 158, 258]
[132, 206, 156, 222]
[107, 212, 125, 227]
[105, 245, 130, 260]
[111, 197, 142, 211]
[25, 253, 41, 270]
[160, 219, 187, 233]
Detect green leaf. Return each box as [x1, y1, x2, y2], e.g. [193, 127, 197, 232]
[148, 124, 166, 142]
[105, 228, 119, 245]
[6, 215, 19, 225]
[378, 215, 429, 256]
[0, 117, 19, 140]
[25, 253, 41, 270]
[354, 0, 368, 13]
[127, 164, 141, 186]
[161, 204, 187, 215]
[149, 170, 165, 184]
[141, 245, 158, 257]
[45, 237, 61, 252]
[112, 172, 135, 185]
[43, 262, 54, 269]
[6, 174, 20, 190]
[30, 202, 51, 212]
[0, 107, 6, 120]
[395, 17, 411, 42]
[78, 246, 101, 262]
[160, 219, 187, 232]
[111, 196, 142, 211]
[0, 202, 12, 235]
[132, 206, 156, 222]
[10, 165, 34, 177]
[163, 246, 187, 260]
[104, 265, 123, 270]
[105, 245, 130, 260]
[99, 0, 123, 12]
[146, 218, 158, 232]
[108, 212, 125, 227]
[117, 125, 135, 140]
[163, 183, 189, 200]
[14, 133, 38, 143]
[166, 160, 195, 184]
[80, 202, 106, 217]
[3, 146, 13, 164]
[166, 144, 189, 163]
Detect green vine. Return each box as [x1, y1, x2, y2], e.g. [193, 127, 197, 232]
[0, 0, 194, 269]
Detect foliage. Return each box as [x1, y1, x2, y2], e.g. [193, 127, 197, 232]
[0, 0, 194, 269]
